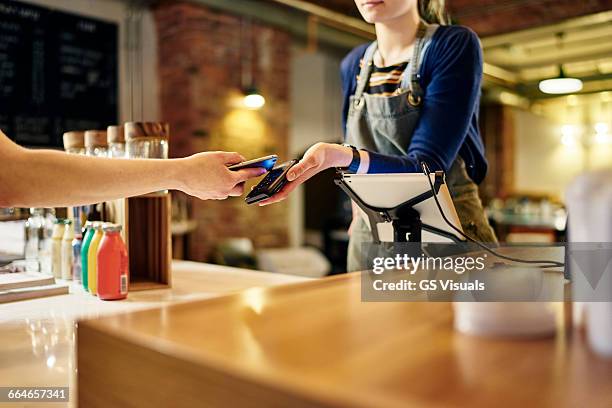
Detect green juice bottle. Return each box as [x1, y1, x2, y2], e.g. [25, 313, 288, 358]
[80, 222, 96, 291]
[87, 224, 105, 295]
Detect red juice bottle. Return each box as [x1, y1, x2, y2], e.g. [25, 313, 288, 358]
[97, 224, 129, 300]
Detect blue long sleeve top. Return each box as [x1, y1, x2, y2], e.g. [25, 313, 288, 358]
[340, 25, 488, 184]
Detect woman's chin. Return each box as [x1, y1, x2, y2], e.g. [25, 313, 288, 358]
[360, 12, 384, 24]
[359, 9, 395, 24]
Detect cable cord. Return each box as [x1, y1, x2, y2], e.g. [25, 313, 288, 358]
[420, 162, 564, 268]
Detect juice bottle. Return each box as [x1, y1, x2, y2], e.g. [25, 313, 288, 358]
[50, 219, 65, 279]
[72, 233, 83, 283]
[87, 223, 105, 295]
[97, 224, 129, 300]
[61, 219, 74, 280]
[80, 222, 95, 290]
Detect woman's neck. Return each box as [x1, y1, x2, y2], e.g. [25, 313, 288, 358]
[374, 12, 420, 66]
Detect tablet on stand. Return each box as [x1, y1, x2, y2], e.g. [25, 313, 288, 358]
[334, 171, 465, 244]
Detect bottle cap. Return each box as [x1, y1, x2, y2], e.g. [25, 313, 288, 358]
[62, 131, 85, 150]
[84, 130, 108, 148]
[102, 223, 122, 233]
[125, 122, 169, 141]
[107, 125, 125, 144]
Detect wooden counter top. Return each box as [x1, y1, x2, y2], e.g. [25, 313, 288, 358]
[0, 261, 306, 408]
[78, 272, 612, 408]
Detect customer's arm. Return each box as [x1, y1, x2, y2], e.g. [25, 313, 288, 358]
[0, 130, 265, 207]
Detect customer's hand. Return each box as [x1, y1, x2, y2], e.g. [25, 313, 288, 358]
[178, 151, 266, 200]
[258, 142, 353, 206]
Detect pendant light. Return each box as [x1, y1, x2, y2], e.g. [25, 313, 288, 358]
[539, 65, 583, 94]
[538, 32, 583, 95]
[243, 87, 266, 110]
[241, 18, 265, 110]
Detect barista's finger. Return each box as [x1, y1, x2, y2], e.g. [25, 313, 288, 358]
[257, 191, 289, 206]
[258, 170, 315, 206]
[257, 182, 295, 206]
[287, 155, 319, 181]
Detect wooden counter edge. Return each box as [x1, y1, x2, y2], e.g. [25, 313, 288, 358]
[78, 322, 329, 408]
[77, 272, 417, 408]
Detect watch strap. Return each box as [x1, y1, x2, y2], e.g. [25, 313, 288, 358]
[339, 144, 361, 173]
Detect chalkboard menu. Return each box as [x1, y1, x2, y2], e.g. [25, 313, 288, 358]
[0, 0, 118, 148]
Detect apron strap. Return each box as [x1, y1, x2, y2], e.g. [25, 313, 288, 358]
[353, 41, 378, 101]
[354, 22, 438, 103]
[400, 22, 439, 98]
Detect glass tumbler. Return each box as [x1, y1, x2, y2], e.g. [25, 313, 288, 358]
[125, 122, 169, 159]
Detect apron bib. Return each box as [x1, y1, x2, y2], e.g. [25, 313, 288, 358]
[345, 22, 497, 272]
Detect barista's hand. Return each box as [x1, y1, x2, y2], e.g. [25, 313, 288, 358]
[178, 151, 266, 200]
[258, 142, 354, 206]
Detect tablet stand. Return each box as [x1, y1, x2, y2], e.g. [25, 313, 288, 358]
[334, 171, 463, 244]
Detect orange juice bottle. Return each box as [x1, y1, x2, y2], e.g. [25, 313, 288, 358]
[97, 224, 129, 300]
[87, 223, 105, 295]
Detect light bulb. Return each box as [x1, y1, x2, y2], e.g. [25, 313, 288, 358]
[539, 77, 583, 94]
[243, 93, 265, 110]
[594, 133, 610, 144]
[594, 122, 610, 144]
[561, 124, 576, 137]
[561, 125, 578, 146]
[594, 122, 609, 134]
[561, 134, 577, 146]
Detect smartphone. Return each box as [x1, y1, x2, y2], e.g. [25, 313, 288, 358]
[245, 159, 298, 205]
[228, 155, 277, 171]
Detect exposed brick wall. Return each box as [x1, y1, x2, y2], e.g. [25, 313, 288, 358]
[154, 1, 291, 261]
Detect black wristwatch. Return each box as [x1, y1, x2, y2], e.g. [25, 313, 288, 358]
[338, 144, 361, 173]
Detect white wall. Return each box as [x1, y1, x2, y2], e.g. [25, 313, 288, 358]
[21, 0, 159, 123]
[288, 48, 344, 247]
[289, 50, 344, 154]
[513, 108, 586, 199]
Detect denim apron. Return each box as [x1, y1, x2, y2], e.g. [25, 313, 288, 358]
[346, 22, 497, 272]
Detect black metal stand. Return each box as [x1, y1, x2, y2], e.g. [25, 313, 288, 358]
[334, 171, 463, 244]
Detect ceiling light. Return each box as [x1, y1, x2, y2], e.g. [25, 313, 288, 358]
[594, 133, 611, 144]
[240, 19, 265, 111]
[594, 122, 611, 144]
[561, 124, 577, 136]
[539, 33, 583, 95]
[561, 124, 579, 146]
[594, 122, 609, 134]
[243, 87, 266, 110]
[561, 133, 578, 146]
[539, 66, 583, 94]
